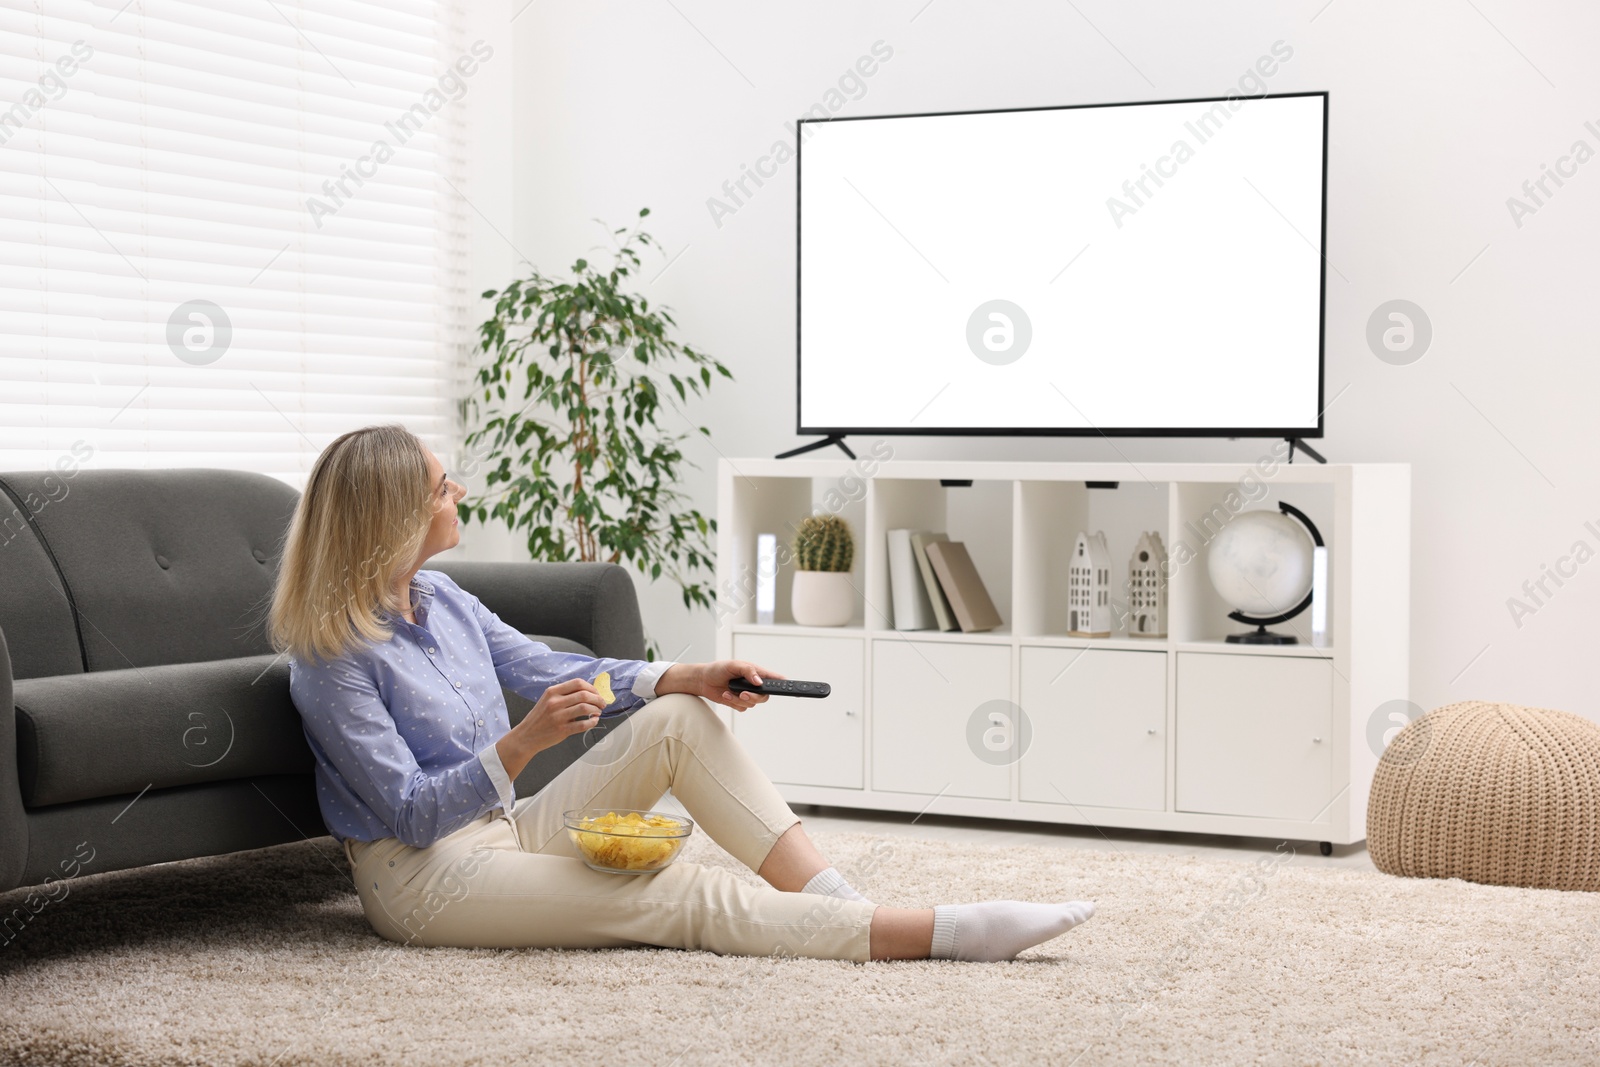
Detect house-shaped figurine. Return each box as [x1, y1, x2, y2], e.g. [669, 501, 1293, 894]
[1127, 530, 1168, 638]
[1067, 530, 1112, 637]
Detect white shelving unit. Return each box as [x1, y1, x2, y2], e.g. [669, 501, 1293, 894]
[713, 458, 1410, 848]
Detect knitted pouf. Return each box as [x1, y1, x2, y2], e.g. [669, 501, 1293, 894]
[1368, 701, 1600, 891]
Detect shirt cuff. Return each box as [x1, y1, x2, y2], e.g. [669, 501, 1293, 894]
[632, 660, 676, 701]
[476, 743, 517, 813]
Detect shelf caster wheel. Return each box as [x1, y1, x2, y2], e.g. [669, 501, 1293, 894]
[1319, 841, 1332, 857]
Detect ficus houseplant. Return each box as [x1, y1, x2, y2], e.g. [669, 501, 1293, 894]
[458, 208, 732, 660]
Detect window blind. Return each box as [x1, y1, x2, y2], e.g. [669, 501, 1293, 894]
[0, 0, 471, 487]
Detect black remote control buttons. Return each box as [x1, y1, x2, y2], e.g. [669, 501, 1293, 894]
[727, 677, 832, 698]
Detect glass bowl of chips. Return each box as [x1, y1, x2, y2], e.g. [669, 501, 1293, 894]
[563, 808, 695, 874]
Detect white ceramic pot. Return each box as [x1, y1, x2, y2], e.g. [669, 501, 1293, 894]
[790, 570, 854, 627]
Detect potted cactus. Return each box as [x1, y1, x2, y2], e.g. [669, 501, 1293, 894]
[791, 514, 856, 626]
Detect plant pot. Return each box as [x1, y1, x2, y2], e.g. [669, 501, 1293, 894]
[791, 570, 855, 627]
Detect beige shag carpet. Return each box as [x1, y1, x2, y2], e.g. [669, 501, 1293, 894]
[0, 826, 1596, 1066]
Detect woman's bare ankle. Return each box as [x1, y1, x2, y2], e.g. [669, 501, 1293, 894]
[868, 906, 935, 960]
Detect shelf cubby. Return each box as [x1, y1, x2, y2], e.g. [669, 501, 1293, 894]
[717, 473, 868, 628]
[1013, 477, 1169, 639]
[864, 476, 1013, 631]
[1168, 479, 1335, 645]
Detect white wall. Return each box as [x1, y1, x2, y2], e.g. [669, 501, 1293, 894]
[466, 1, 1600, 719]
[450, 0, 527, 567]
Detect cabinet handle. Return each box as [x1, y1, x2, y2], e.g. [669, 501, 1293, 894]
[1312, 736, 1322, 743]
[845, 709, 857, 717]
[1146, 728, 1157, 735]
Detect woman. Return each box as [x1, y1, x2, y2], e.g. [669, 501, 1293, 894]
[270, 424, 1094, 962]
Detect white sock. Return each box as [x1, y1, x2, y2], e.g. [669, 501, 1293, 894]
[929, 900, 1095, 962]
[801, 866, 872, 904]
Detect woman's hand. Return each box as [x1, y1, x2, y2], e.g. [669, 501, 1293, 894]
[659, 661, 785, 712]
[501, 678, 609, 775]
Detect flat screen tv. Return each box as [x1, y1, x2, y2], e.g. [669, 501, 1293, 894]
[796, 91, 1327, 443]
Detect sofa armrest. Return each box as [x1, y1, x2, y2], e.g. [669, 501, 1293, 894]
[428, 561, 647, 662]
[0, 626, 28, 893]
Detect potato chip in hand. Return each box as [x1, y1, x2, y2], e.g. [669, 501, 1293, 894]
[592, 671, 614, 706]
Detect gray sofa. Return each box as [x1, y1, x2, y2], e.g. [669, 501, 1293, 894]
[0, 467, 649, 896]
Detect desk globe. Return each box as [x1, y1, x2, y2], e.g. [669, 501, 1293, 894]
[1205, 502, 1323, 644]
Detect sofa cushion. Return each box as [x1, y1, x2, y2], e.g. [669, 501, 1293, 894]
[15, 635, 595, 808]
[0, 468, 299, 673]
[0, 480, 83, 680]
[15, 654, 311, 807]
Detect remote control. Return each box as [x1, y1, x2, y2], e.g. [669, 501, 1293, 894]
[728, 677, 831, 698]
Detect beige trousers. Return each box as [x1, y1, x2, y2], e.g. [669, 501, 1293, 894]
[341, 693, 877, 961]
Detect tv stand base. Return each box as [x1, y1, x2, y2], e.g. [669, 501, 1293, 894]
[777, 434, 856, 460]
[1286, 437, 1327, 464]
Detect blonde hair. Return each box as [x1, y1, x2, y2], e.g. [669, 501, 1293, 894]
[268, 424, 435, 665]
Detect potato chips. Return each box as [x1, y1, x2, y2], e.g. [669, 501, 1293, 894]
[592, 671, 614, 706]
[569, 810, 687, 872]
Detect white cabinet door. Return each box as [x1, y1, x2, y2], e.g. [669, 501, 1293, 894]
[731, 633, 863, 789]
[1176, 653, 1333, 821]
[1019, 647, 1166, 811]
[871, 640, 1011, 800]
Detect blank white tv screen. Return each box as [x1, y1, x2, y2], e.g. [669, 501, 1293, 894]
[797, 92, 1327, 436]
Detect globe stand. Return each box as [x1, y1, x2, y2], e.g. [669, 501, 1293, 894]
[1226, 624, 1298, 645]
[1217, 501, 1325, 645]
